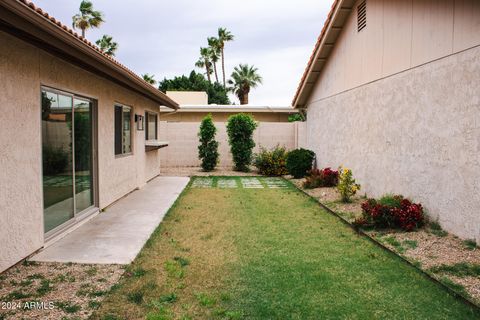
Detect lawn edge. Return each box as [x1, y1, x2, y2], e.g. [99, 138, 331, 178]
[286, 178, 480, 311]
[90, 177, 193, 319]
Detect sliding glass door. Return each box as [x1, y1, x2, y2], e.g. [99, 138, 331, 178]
[41, 88, 95, 234]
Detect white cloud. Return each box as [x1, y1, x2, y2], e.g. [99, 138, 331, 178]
[32, 0, 332, 105]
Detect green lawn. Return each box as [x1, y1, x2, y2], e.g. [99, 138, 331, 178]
[93, 177, 480, 320]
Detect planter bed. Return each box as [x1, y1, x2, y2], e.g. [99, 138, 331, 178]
[288, 176, 480, 306]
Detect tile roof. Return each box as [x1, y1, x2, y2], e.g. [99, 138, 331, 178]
[291, 0, 341, 108]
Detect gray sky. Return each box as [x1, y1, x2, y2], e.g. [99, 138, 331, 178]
[33, 0, 331, 105]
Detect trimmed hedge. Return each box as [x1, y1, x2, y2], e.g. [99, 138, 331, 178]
[286, 148, 315, 178]
[226, 113, 257, 172]
[198, 114, 219, 171]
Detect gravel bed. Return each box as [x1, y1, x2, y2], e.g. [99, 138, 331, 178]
[0, 262, 123, 319]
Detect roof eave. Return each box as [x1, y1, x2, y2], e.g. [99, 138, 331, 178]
[0, 0, 179, 109]
[292, 0, 354, 109]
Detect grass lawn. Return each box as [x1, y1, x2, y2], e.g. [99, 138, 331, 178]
[93, 177, 480, 319]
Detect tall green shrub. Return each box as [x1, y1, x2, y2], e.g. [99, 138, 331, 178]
[198, 114, 219, 171]
[226, 113, 257, 172]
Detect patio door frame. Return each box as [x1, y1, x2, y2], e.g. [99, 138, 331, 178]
[41, 86, 99, 241]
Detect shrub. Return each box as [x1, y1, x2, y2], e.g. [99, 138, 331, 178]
[285, 148, 315, 178]
[198, 114, 219, 171]
[337, 166, 361, 203]
[253, 145, 288, 176]
[303, 167, 339, 189]
[226, 113, 257, 172]
[288, 113, 305, 122]
[378, 194, 403, 208]
[361, 194, 424, 231]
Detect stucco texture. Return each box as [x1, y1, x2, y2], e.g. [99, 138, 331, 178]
[159, 122, 302, 168]
[161, 111, 292, 122]
[0, 31, 162, 272]
[305, 45, 480, 241]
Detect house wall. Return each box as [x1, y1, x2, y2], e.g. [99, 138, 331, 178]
[309, 0, 480, 102]
[305, 42, 480, 241]
[0, 31, 162, 272]
[159, 121, 302, 168]
[160, 111, 292, 122]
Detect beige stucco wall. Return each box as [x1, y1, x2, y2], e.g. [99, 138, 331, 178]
[310, 0, 480, 102]
[159, 122, 302, 168]
[305, 45, 480, 241]
[166, 91, 208, 105]
[160, 111, 292, 122]
[0, 31, 162, 272]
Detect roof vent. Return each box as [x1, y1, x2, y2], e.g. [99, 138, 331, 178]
[357, 0, 367, 32]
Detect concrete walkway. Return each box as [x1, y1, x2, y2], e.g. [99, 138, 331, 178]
[32, 176, 189, 264]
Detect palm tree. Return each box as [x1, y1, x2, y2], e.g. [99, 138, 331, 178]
[207, 37, 220, 83]
[217, 27, 234, 87]
[142, 74, 157, 85]
[72, 1, 104, 38]
[95, 35, 118, 56]
[195, 47, 213, 83]
[228, 64, 262, 105]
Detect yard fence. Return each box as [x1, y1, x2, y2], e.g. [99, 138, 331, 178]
[159, 121, 307, 168]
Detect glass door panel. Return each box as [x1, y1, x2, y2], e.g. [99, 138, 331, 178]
[41, 90, 74, 233]
[74, 98, 93, 213]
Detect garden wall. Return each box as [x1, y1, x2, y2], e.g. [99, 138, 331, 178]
[159, 121, 306, 168]
[304, 45, 480, 241]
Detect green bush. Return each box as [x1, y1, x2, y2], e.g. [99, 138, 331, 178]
[226, 113, 258, 172]
[253, 145, 288, 176]
[285, 148, 315, 178]
[198, 114, 219, 171]
[378, 194, 402, 208]
[288, 113, 305, 122]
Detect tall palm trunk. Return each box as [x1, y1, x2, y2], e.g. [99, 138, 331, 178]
[212, 60, 219, 83]
[204, 59, 211, 83]
[239, 86, 250, 105]
[81, 28, 86, 38]
[221, 47, 226, 87]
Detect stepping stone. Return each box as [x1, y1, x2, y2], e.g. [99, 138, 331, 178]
[191, 177, 213, 188]
[217, 179, 238, 188]
[240, 178, 264, 189]
[263, 178, 288, 188]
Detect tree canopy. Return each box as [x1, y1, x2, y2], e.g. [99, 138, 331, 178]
[159, 71, 230, 105]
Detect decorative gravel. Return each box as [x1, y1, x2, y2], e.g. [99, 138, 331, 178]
[0, 262, 123, 320]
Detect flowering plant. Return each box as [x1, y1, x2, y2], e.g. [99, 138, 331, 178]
[337, 166, 361, 203]
[253, 145, 288, 176]
[303, 167, 339, 189]
[360, 195, 424, 231]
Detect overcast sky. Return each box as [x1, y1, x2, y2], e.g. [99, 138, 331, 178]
[33, 0, 331, 105]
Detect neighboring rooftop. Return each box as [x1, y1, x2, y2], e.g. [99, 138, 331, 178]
[160, 105, 297, 114]
[166, 91, 209, 105]
[0, 0, 178, 109]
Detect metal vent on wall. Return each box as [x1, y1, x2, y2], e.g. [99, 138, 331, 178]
[357, 0, 367, 32]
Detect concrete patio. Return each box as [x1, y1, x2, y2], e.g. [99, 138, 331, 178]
[31, 176, 189, 264]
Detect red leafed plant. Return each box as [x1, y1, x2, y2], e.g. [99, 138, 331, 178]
[360, 195, 424, 231]
[303, 167, 339, 189]
[393, 199, 424, 231]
